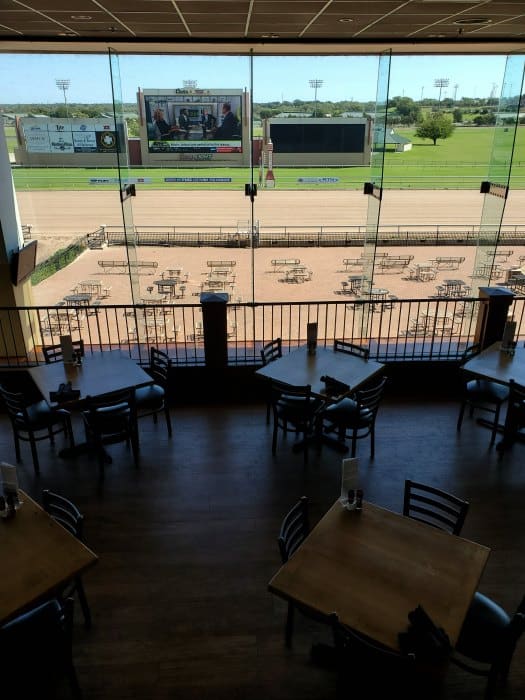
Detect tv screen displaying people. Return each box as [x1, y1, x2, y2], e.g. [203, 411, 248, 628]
[142, 89, 243, 154]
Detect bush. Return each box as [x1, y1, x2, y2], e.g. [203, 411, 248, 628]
[31, 238, 87, 285]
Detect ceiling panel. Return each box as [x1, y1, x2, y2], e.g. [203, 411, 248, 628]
[0, 0, 524, 43]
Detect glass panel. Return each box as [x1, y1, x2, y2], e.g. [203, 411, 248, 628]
[1, 52, 126, 351]
[113, 54, 252, 352]
[359, 52, 391, 339]
[251, 55, 377, 349]
[108, 49, 140, 307]
[473, 54, 525, 290]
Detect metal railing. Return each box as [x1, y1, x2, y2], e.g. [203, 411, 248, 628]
[93, 223, 525, 249]
[0, 295, 512, 369]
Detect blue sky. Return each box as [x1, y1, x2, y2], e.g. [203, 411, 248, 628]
[0, 53, 508, 104]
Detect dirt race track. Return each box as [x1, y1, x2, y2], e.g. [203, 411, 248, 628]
[17, 187, 525, 308]
[18, 187, 525, 245]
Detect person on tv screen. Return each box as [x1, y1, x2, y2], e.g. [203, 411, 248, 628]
[152, 108, 180, 140]
[211, 102, 240, 139]
[178, 108, 190, 139]
[201, 109, 217, 138]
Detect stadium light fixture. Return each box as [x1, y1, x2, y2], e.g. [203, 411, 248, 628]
[55, 79, 70, 118]
[183, 80, 197, 90]
[309, 79, 324, 118]
[433, 78, 449, 108]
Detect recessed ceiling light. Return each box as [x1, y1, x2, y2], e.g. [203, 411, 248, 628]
[58, 32, 76, 36]
[261, 33, 279, 38]
[70, 15, 91, 20]
[338, 18, 353, 23]
[454, 17, 492, 25]
[427, 34, 447, 38]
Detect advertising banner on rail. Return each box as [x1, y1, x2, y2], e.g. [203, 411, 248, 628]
[20, 118, 124, 154]
[141, 88, 243, 154]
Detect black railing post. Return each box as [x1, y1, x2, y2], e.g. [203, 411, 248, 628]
[474, 287, 515, 350]
[201, 292, 228, 368]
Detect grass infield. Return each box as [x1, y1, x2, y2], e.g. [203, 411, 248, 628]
[10, 126, 525, 191]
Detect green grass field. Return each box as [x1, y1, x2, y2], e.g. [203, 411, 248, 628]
[10, 126, 525, 191]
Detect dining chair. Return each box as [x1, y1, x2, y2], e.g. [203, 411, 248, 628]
[261, 338, 283, 424]
[277, 497, 326, 647]
[496, 379, 525, 457]
[457, 343, 509, 446]
[320, 375, 387, 458]
[82, 387, 139, 479]
[42, 489, 92, 629]
[403, 480, 469, 536]
[0, 384, 74, 475]
[330, 613, 420, 698]
[271, 381, 322, 463]
[0, 597, 81, 699]
[452, 592, 525, 699]
[43, 339, 85, 364]
[334, 339, 370, 360]
[135, 347, 172, 437]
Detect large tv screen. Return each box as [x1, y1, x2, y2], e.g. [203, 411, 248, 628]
[142, 90, 243, 154]
[11, 240, 37, 285]
[270, 123, 366, 153]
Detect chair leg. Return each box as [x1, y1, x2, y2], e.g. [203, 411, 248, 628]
[13, 430, 21, 462]
[130, 426, 140, 466]
[457, 401, 466, 432]
[351, 430, 357, 458]
[266, 400, 271, 425]
[28, 432, 40, 475]
[164, 405, 173, 437]
[272, 419, 278, 456]
[75, 577, 92, 630]
[285, 602, 295, 647]
[490, 403, 502, 447]
[370, 424, 375, 459]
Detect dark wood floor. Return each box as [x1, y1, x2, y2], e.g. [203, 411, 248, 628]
[2, 393, 525, 699]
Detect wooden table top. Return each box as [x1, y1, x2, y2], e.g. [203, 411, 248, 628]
[269, 501, 490, 650]
[462, 341, 525, 387]
[0, 490, 98, 624]
[256, 346, 384, 397]
[29, 351, 153, 407]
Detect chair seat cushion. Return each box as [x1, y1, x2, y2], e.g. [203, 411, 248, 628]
[323, 398, 372, 427]
[455, 592, 511, 663]
[466, 380, 509, 404]
[20, 400, 68, 430]
[135, 383, 165, 409]
[277, 397, 322, 422]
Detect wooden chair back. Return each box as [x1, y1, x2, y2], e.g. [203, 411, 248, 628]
[261, 338, 282, 366]
[334, 339, 370, 360]
[278, 496, 309, 564]
[43, 339, 85, 364]
[403, 480, 469, 536]
[42, 489, 84, 541]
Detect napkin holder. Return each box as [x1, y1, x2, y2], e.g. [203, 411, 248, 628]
[60, 334, 74, 365]
[340, 458, 360, 511]
[307, 322, 318, 355]
[50, 381, 80, 404]
[501, 320, 517, 355]
[321, 375, 350, 397]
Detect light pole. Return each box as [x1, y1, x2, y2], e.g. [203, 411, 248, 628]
[55, 79, 70, 118]
[433, 78, 449, 108]
[453, 83, 459, 101]
[309, 79, 323, 117]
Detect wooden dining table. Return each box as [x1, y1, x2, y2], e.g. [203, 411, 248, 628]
[461, 341, 525, 387]
[28, 351, 153, 458]
[29, 351, 153, 409]
[255, 345, 384, 399]
[269, 500, 490, 651]
[0, 490, 98, 625]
